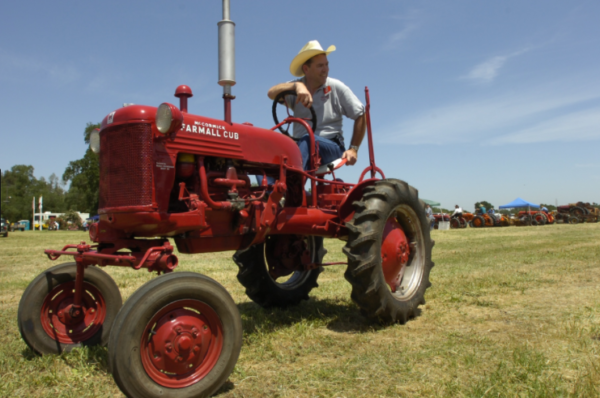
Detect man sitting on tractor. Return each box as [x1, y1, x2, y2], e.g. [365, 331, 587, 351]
[268, 40, 366, 171]
[451, 205, 463, 218]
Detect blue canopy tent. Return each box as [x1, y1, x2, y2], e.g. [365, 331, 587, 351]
[499, 198, 539, 226]
[499, 198, 540, 209]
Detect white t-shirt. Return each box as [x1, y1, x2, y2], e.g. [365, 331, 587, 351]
[286, 77, 365, 139]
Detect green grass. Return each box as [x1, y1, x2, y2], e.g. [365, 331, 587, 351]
[1, 224, 600, 397]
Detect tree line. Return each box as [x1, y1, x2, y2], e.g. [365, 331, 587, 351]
[1, 123, 100, 222]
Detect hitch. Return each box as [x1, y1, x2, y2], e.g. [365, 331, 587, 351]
[45, 241, 178, 274]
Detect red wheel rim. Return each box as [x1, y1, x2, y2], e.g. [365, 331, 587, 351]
[380, 217, 410, 293]
[40, 281, 107, 344]
[141, 299, 223, 388]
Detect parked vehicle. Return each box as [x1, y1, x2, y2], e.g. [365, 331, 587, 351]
[432, 213, 450, 229]
[1, 218, 8, 237]
[556, 202, 599, 223]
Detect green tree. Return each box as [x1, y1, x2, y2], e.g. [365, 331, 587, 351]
[63, 123, 100, 214]
[540, 203, 557, 211]
[1, 166, 66, 222]
[474, 201, 494, 212]
[2, 165, 37, 221]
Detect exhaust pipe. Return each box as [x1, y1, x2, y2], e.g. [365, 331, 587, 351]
[218, 0, 235, 123]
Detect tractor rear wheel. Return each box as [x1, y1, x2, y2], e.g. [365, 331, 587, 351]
[233, 235, 326, 308]
[18, 262, 122, 355]
[450, 218, 461, 229]
[472, 215, 485, 228]
[570, 206, 586, 218]
[343, 179, 433, 324]
[534, 212, 548, 225]
[108, 272, 242, 398]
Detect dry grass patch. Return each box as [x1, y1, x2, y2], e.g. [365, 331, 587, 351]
[1, 225, 600, 397]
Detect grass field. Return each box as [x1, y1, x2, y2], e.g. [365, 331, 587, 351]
[1, 224, 599, 397]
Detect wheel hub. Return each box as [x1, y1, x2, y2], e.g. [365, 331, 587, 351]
[266, 235, 310, 279]
[141, 299, 223, 388]
[381, 218, 410, 293]
[40, 281, 106, 344]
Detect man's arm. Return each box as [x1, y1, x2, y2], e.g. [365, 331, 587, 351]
[267, 81, 313, 107]
[342, 113, 366, 165]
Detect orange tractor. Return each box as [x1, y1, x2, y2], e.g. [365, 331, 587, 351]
[517, 210, 555, 225]
[466, 212, 508, 228]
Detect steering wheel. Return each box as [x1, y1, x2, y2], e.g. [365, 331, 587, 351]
[272, 90, 317, 137]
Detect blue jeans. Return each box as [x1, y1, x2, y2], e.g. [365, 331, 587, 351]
[256, 135, 344, 186]
[297, 134, 344, 171]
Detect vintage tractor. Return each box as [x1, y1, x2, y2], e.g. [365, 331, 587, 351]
[449, 214, 468, 229]
[556, 202, 599, 223]
[432, 213, 450, 229]
[16, 3, 433, 398]
[469, 212, 494, 228]
[516, 210, 554, 225]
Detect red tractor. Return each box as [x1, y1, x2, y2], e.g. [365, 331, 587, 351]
[517, 210, 554, 225]
[556, 202, 599, 223]
[17, 3, 433, 397]
[432, 213, 450, 229]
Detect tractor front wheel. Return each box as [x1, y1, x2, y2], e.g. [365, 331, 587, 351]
[108, 272, 242, 398]
[233, 235, 326, 308]
[18, 262, 122, 355]
[343, 179, 433, 324]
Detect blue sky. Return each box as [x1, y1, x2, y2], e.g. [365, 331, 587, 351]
[1, 0, 599, 211]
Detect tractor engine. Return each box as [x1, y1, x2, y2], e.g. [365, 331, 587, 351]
[92, 97, 309, 255]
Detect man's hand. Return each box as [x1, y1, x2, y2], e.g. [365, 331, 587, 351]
[295, 82, 313, 108]
[342, 148, 358, 165]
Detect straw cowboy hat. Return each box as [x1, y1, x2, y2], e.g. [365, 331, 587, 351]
[290, 40, 336, 77]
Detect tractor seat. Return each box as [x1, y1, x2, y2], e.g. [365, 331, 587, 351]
[316, 158, 347, 176]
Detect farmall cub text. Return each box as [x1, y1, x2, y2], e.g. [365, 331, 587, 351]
[17, 3, 433, 397]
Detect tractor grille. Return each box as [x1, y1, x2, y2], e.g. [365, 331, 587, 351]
[99, 123, 154, 209]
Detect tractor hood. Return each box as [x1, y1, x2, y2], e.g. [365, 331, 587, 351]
[100, 105, 303, 169]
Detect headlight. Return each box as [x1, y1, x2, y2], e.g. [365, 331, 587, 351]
[156, 103, 183, 135]
[90, 129, 100, 154]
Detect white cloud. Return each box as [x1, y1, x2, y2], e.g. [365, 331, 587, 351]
[462, 49, 530, 84]
[0, 48, 81, 84]
[464, 56, 508, 83]
[383, 10, 421, 50]
[380, 81, 600, 145]
[490, 106, 600, 144]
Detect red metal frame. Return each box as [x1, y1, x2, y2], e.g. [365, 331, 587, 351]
[45, 85, 395, 295]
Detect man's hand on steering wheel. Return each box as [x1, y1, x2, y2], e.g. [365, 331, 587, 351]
[272, 89, 317, 136]
[294, 82, 313, 108]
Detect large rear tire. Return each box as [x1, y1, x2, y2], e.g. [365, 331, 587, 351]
[18, 262, 122, 355]
[472, 215, 485, 228]
[534, 212, 548, 225]
[108, 272, 242, 398]
[343, 179, 433, 324]
[450, 218, 461, 229]
[233, 235, 326, 308]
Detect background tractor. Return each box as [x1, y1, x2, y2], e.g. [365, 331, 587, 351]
[517, 210, 554, 225]
[17, 2, 433, 397]
[432, 213, 450, 229]
[556, 202, 599, 223]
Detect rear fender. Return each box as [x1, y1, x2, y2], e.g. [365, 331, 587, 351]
[338, 178, 379, 223]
